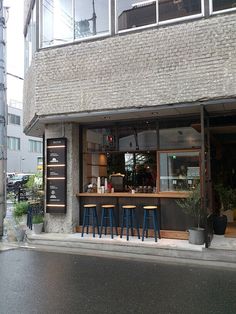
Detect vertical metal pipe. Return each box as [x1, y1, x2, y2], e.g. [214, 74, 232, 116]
[0, 1, 7, 236]
[201, 105, 209, 248]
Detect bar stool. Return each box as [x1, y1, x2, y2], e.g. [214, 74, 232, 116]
[142, 206, 161, 242]
[120, 205, 140, 241]
[100, 205, 118, 239]
[81, 204, 99, 237]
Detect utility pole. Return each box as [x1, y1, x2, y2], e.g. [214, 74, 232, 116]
[0, 0, 7, 236]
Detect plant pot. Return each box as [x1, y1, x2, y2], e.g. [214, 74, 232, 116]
[213, 214, 227, 235]
[15, 228, 26, 242]
[188, 227, 205, 245]
[33, 223, 43, 234]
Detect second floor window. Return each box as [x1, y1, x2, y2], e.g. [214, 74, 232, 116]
[41, 0, 110, 47]
[8, 113, 21, 125]
[211, 0, 236, 12]
[29, 140, 43, 153]
[7, 137, 20, 151]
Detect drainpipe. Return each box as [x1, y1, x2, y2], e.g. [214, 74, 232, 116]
[0, 0, 7, 236]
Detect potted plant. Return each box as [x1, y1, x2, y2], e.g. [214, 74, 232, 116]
[176, 185, 205, 245]
[213, 184, 236, 235]
[13, 201, 29, 241]
[32, 214, 44, 234]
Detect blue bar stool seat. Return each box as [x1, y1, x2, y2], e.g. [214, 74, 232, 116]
[100, 205, 118, 239]
[142, 206, 161, 242]
[81, 204, 99, 237]
[120, 205, 140, 241]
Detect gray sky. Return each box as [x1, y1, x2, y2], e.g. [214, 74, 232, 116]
[4, 0, 24, 105]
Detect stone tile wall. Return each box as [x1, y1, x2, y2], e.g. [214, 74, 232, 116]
[23, 13, 236, 128]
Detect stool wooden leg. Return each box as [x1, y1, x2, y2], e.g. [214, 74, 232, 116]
[104, 209, 107, 236]
[126, 209, 129, 241]
[134, 210, 140, 239]
[112, 208, 118, 236]
[81, 208, 87, 237]
[100, 208, 104, 238]
[152, 210, 157, 242]
[146, 211, 149, 239]
[130, 210, 134, 236]
[86, 208, 90, 234]
[142, 210, 147, 241]
[154, 209, 161, 239]
[92, 209, 95, 238]
[120, 208, 125, 239]
[109, 208, 113, 239]
[95, 209, 99, 235]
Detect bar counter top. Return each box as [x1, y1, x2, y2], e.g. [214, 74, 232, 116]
[77, 192, 188, 198]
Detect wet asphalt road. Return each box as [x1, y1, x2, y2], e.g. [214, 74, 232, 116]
[0, 249, 235, 314]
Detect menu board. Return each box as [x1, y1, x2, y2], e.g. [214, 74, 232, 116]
[46, 138, 67, 214]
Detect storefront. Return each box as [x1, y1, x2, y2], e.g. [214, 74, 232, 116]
[62, 109, 206, 241]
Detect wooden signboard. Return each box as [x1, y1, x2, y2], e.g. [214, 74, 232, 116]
[46, 138, 67, 214]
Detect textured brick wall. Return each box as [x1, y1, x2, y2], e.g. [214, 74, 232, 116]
[23, 58, 36, 127]
[23, 13, 236, 128]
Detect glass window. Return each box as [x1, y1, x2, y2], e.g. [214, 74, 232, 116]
[159, 0, 202, 22]
[29, 140, 43, 153]
[74, 0, 110, 39]
[8, 114, 21, 125]
[83, 151, 157, 192]
[212, 0, 236, 12]
[159, 151, 200, 192]
[7, 137, 20, 151]
[118, 125, 157, 151]
[160, 127, 201, 149]
[116, 0, 157, 32]
[25, 3, 36, 72]
[85, 128, 116, 152]
[41, 0, 73, 47]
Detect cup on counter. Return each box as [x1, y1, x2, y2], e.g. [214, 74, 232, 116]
[131, 189, 135, 194]
[101, 186, 105, 193]
[111, 188, 114, 193]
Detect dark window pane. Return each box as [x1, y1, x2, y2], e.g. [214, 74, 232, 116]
[213, 0, 236, 11]
[117, 0, 156, 31]
[159, 0, 201, 22]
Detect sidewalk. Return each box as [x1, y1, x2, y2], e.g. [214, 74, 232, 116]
[22, 231, 236, 269]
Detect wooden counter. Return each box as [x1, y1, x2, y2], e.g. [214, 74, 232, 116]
[77, 192, 188, 198]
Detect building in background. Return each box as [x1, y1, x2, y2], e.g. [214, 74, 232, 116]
[7, 99, 42, 174]
[23, 0, 236, 239]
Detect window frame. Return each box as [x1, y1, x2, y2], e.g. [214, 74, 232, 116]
[29, 139, 43, 153]
[115, 0, 158, 34]
[8, 113, 21, 126]
[7, 136, 21, 151]
[209, 0, 236, 15]
[39, 0, 112, 48]
[115, 0, 205, 34]
[157, 148, 201, 193]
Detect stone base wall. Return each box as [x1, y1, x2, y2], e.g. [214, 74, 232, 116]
[44, 123, 80, 233]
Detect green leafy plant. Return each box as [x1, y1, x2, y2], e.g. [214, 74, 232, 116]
[25, 172, 44, 203]
[214, 184, 236, 213]
[176, 185, 204, 228]
[32, 214, 44, 224]
[13, 201, 29, 218]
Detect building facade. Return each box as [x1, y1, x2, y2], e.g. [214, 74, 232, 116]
[23, 0, 236, 239]
[7, 100, 43, 174]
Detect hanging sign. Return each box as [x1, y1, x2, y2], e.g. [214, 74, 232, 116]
[46, 138, 67, 214]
